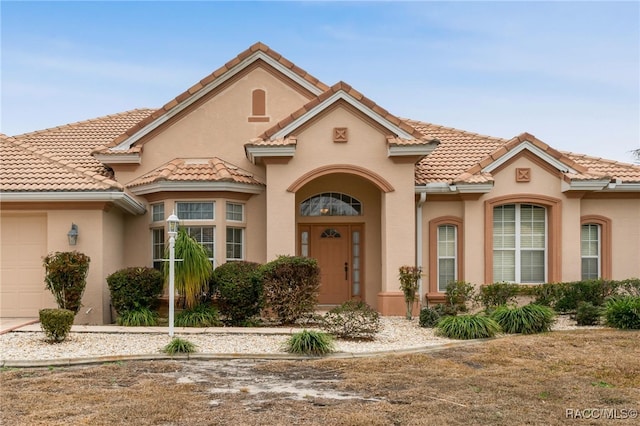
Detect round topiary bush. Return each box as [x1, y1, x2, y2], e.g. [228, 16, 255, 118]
[436, 314, 501, 340]
[490, 304, 555, 334]
[107, 267, 164, 314]
[39, 308, 75, 343]
[210, 261, 263, 325]
[261, 256, 320, 324]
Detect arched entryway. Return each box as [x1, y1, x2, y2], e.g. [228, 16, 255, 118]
[293, 172, 383, 308]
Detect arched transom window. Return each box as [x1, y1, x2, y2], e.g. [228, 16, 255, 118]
[300, 192, 362, 216]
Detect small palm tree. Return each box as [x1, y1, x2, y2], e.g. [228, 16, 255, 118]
[164, 228, 212, 309]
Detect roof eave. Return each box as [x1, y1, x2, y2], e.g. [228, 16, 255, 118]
[129, 181, 265, 195]
[93, 153, 142, 164]
[388, 143, 438, 157]
[0, 191, 146, 215]
[245, 145, 296, 164]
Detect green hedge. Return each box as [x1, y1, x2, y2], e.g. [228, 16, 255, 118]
[107, 267, 164, 314]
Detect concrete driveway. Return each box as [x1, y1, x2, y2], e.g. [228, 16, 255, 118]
[0, 318, 38, 335]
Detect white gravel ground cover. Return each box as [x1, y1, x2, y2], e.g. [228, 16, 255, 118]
[0, 315, 601, 362]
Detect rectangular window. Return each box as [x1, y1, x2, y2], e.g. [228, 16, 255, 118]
[581, 224, 600, 280]
[184, 226, 215, 266]
[437, 225, 457, 292]
[226, 202, 244, 222]
[151, 203, 164, 222]
[493, 204, 546, 283]
[176, 202, 214, 220]
[226, 227, 243, 261]
[152, 228, 165, 270]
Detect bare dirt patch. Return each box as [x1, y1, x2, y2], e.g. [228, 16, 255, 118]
[1, 329, 638, 425]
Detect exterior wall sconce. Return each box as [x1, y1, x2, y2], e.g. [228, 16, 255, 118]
[67, 223, 79, 246]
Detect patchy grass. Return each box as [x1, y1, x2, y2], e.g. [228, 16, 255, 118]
[1, 329, 638, 425]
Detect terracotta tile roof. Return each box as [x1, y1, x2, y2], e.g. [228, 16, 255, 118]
[126, 158, 265, 188]
[563, 152, 640, 183]
[11, 109, 155, 176]
[258, 82, 433, 142]
[0, 133, 123, 192]
[245, 136, 298, 147]
[407, 119, 506, 184]
[106, 42, 330, 149]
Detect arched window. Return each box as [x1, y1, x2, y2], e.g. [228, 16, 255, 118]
[300, 193, 362, 216]
[580, 215, 612, 280]
[429, 216, 464, 297]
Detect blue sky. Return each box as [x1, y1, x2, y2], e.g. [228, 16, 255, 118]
[1, 1, 638, 162]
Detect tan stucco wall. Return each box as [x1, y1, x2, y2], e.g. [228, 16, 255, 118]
[111, 66, 310, 185]
[261, 105, 418, 313]
[419, 154, 640, 300]
[581, 198, 640, 279]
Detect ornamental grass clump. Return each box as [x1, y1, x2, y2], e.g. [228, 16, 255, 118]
[491, 304, 555, 334]
[285, 330, 335, 356]
[174, 303, 222, 327]
[436, 314, 501, 340]
[604, 296, 640, 329]
[116, 307, 159, 326]
[162, 337, 197, 355]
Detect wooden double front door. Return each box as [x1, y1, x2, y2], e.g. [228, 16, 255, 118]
[299, 224, 363, 305]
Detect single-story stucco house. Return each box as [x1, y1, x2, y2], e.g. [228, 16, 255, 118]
[1, 42, 639, 324]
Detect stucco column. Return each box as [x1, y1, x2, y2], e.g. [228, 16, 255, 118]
[378, 186, 417, 315]
[265, 163, 296, 260]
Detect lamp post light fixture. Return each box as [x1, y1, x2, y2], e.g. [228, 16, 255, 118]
[166, 212, 179, 337]
[67, 223, 79, 246]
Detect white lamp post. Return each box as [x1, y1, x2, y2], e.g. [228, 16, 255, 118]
[167, 212, 179, 337]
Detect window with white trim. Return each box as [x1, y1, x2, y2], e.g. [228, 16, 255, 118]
[437, 225, 457, 292]
[226, 202, 244, 222]
[581, 224, 600, 280]
[226, 227, 243, 261]
[176, 202, 214, 220]
[493, 204, 546, 283]
[152, 228, 165, 270]
[151, 203, 164, 222]
[183, 226, 216, 267]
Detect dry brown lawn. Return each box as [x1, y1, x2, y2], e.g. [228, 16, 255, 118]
[1, 329, 639, 425]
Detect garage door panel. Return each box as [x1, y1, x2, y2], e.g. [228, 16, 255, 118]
[1, 214, 47, 317]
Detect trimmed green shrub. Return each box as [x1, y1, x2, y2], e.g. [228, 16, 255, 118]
[532, 280, 621, 312]
[211, 261, 263, 325]
[285, 330, 335, 356]
[491, 304, 555, 334]
[419, 307, 441, 328]
[107, 267, 164, 314]
[39, 308, 74, 343]
[433, 303, 458, 317]
[43, 251, 90, 314]
[116, 307, 158, 326]
[261, 256, 320, 324]
[163, 337, 197, 355]
[436, 314, 501, 340]
[575, 301, 601, 326]
[444, 281, 476, 313]
[478, 282, 520, 312]
[175, 303, 222, 327]
[321, 300, 381, 340]
[604, 296, 640, 329]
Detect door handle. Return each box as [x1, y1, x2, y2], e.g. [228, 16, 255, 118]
[344, 262, 348, 280]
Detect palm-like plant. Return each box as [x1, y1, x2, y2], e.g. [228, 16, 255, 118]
[164, 228, 213, 309]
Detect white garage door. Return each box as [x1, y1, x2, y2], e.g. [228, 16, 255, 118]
[0, 214, 48, 317]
